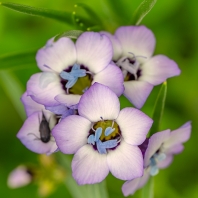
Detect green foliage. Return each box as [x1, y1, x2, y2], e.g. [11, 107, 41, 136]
[0, 71, 25, 120]
[0, 2, 74, 25]
[54, 30, 84, 41]
[149, 82, 167, 136]
[0, 50, 36, 71]
[132, 0, 157, 25]
[141, 177, 154, 198]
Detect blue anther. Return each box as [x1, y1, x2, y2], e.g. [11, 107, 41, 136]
[150, 165, 159, 176]
[94, 127, 102, 142]
[100, 139, 118, 149]
[71, 63, 86, 77]
[156, 153, 166, 162]
[105, 127, 115, 136]
[150, 157, 156, 167]
[60, 71, 74, 81]
[72, 63, 80, 70]
[96, 140, 107, 154]
[88, 134, 95, 145]
[65, 77, 78, 88]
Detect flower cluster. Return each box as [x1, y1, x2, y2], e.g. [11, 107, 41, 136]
[16, 25, 190, 196]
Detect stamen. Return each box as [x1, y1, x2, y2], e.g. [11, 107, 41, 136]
[155, 153, 166, 162]
[96, 140, 107, 154]
[150, 165, 159, 176]
[100, 117, 104, 121]
[87, 134, 95, 145]
[100, 139, 118, 149]
[104, 127, 115, 136]
[94, 127, 102, 141]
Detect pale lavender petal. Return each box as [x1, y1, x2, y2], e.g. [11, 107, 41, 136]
[144, 130, 170, 167]
[140, 55, 181, 85]
[123, 81, 153, 109]
[52, 115, 91, 154]
[122, 169, 150, 196]
[100, 31, 122, 60]
[92, 63, 124, 97]
[157, 155, 173, 169]
[115, 26, 156, 60]
[166, 144, 184, 154]
[36, 37, 76, 73]
[76, 32, 113, 73]
[27, 72, 64, 106]
[107, 141, 143, 180]
[7, 166, 32, 188]
[72, 145, 109, 185]
[17, 112, 57, 154]
[45, 104, 68, 115]
[21, 92, 45, 117]
[116, 108, 153, 146]
[163, 121, 191, 150]
[78, 83, 120, 122]
[55, 94, 81, 107]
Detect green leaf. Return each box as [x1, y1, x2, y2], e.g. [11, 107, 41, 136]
[132, 0, 157, 25]
[149, 82, 167, 136]
[0, 2, 74, 25]
[54, 30, 84, 41]
[0, 50, 37, 70]
[0, 71, 25, 120]
[141, 177, 154, 198]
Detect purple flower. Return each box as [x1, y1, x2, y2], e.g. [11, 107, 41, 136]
[102, 26, 181, 108]
[122, 122, 191, 196]
[27, 32, 124, 107]
[17, 92, 58, 154]
[7, 165, 32, 188]
[52, 83, 153, 185]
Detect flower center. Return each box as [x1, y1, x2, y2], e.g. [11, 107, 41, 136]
[149, 152, 166, 176]
[87, 119, 121, 154]
[60, 63, 92, 95]
[115, 52, 146, 81]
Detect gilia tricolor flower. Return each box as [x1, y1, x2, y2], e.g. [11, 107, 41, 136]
[17, 92, 58, 154]
[102, 26, 180, 108]
[52, 83, 153, 185]
[27, 32, 124, 108]
[122, 122, 191, 196]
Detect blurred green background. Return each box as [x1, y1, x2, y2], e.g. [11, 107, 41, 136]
[0, 0, 198, 197]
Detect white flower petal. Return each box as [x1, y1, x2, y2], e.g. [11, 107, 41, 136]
[55, 94, 81, 107]
[122, 169, 150, 196]
[17, 112, 57, 154]
[107, 141, 143, 180]
[52, 115, 91, 154]
[72, 145, 109, 185]
[78, 83, 120, 122]
[76, 32, 113, 73]
[115, 26, 156, 60]
[140, 55, 181, 85]
[116, 108, 153, 146]
[27, 72, 64, 106]
[92, 63, 124, 96]
[100, 31, 123, 61]
[36, 37, 76, 73]
[123, 80, 153, 109]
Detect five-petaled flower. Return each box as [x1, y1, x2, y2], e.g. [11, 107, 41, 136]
[27, 32, 124, 108]
[122, 122, 191, 196]
[17, 92, 59, 154]
[102, 26, 181, 108]
[52, 83, 153, 185]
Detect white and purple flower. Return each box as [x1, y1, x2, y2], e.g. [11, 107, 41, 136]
[102, 26, 181, 108]
[27, 32, 124, 108]
[17, 92, 59, 155]
[52, 83, 153, 185]
[122, 122, 191, 196]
